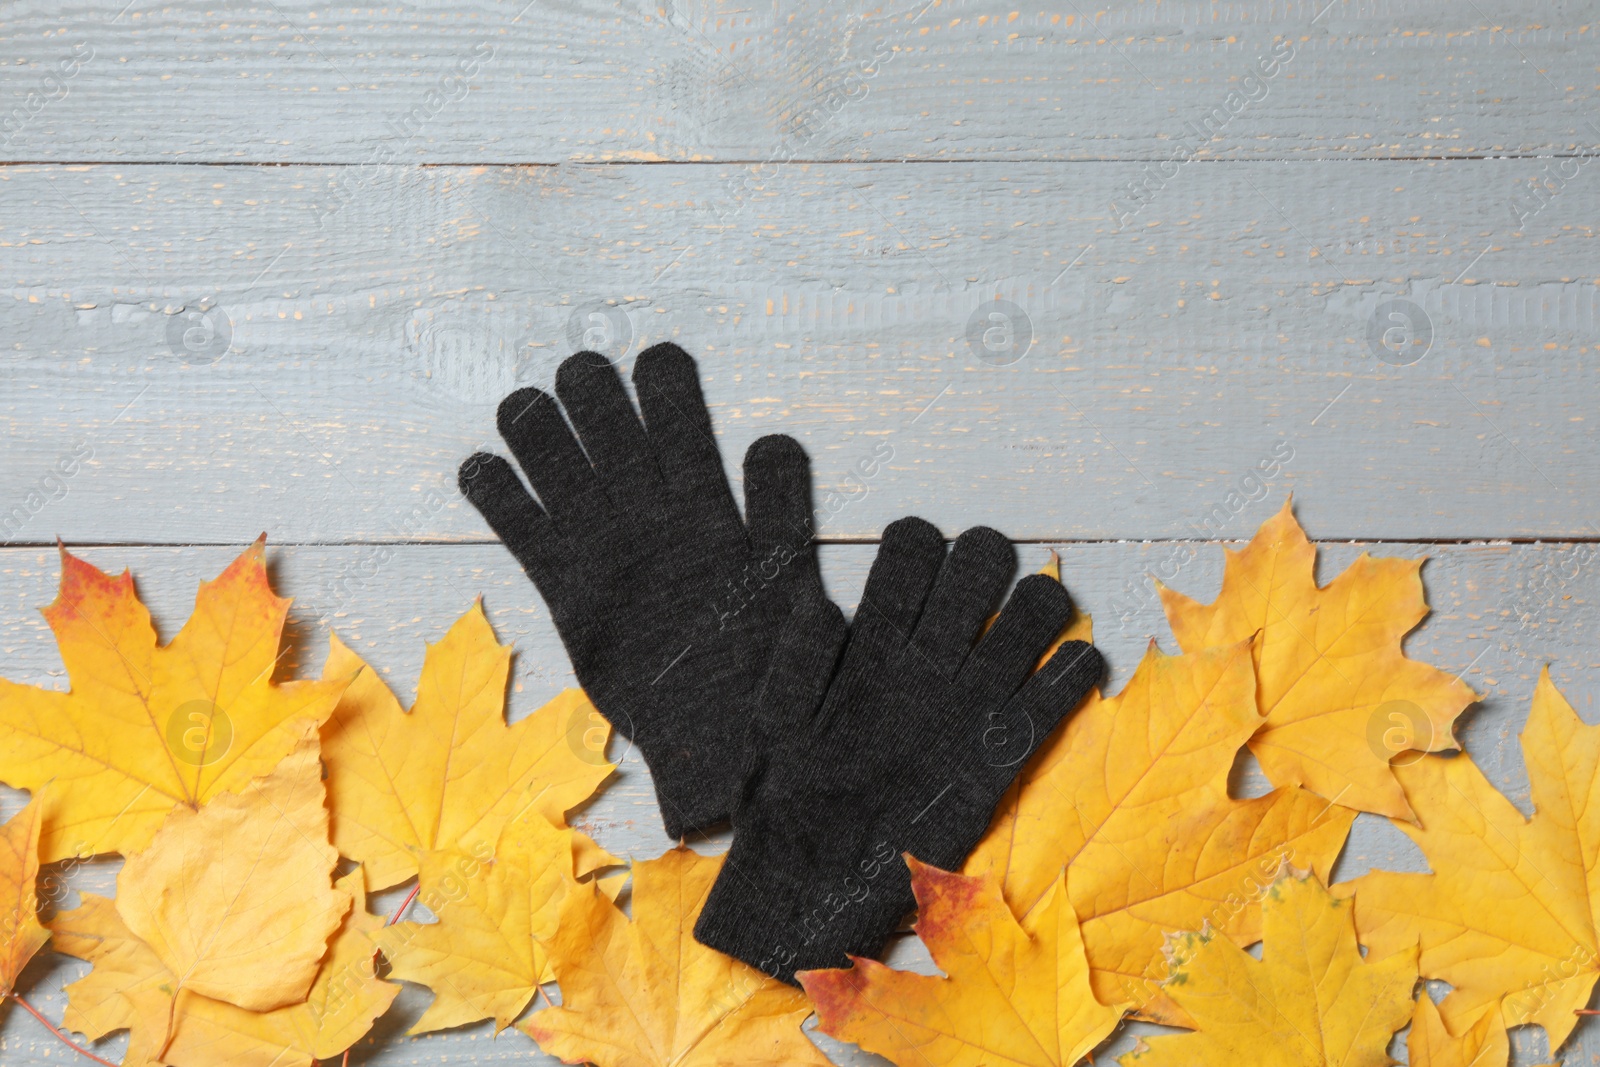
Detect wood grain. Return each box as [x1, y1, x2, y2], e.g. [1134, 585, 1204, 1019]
[3, 1, 1597, 1063]
[1, 537, 1593, 1063]
[4, 160, 1598, 544]
[1, 2, 1596, 163]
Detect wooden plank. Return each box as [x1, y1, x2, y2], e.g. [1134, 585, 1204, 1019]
[1, 2, 1596, 163]
[3, 159, 1598, 543]
[1, 536, 1595, 1062]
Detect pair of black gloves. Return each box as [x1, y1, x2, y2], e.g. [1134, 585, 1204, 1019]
[459, 344, 1103, 985]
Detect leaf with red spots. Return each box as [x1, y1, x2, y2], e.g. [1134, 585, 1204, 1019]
[0, 538, 350, 861]
[801, 858, 1125, 1067]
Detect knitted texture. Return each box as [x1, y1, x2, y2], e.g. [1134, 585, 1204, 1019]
[458, 344, 825, 838]
[694, 517, 1104, 984]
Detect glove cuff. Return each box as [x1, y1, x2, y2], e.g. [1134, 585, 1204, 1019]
[633, 732, 739, 838]
[694, 870, 800, 982]
[694, 839, 912, 985]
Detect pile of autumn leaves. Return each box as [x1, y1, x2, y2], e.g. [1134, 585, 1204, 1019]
[0, 501, 1594, 1067]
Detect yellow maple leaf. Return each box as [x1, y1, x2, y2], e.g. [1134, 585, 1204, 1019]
[0, 538, 350, 862]
[374, 805, 584, 1034]
[320, 601, 617, 890]
[1346, 668, 1600, 1050]
[113, 730, 349, 1014]
[0, 793, 50, 995]
[521, 846, 830, 1067]
[801, 859, 1126, 1067]
[52, 867, 396, 1067]
[1158, 498, 1476, 820]
[1121, 871, 1416, 1067]
[966, 639, 1354, 1019]
[1408, 995, 1509, 1067]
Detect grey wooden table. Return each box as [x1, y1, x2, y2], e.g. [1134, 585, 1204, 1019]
[2, 3, 1597, 1064]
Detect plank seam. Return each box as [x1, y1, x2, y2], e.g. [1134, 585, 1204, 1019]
[3, 154, 1599, 168]
[3, 537, 1598, 550]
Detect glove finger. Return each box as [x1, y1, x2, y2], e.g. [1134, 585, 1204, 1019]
[633, 342, 741, 533]
[959, 572, 1074, 696]
[496, 386, 610, 532]
[908, 526, 1015, 680]
[555, 351, 665, 515]
[755, 597, 847, 739]
[743, 435, 818, 591]
[457, 452, 565, 591]
[980, 639, 1103, 777]
[853, 517, 946, 655]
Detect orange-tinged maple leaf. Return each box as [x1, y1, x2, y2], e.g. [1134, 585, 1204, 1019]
[1158, 498, 1476, 820]
[966, 639, 1354, 1019]
[320, 602, 617, 891]
[0, 793, 49, 995]
[1408, 995, 1509, 1067]
[1345, 668, 1600, 1050]
[521, 847, 830, 1067]
[1120, 871, 1416, 1067]
[0, 538, 350, 862]
[53, 867, 396, 1067]
[801, 859, 1126, 1067]
[374, 805, 585, 1035]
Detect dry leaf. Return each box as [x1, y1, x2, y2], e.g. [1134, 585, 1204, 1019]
[374, 806, 583, 1035]
[0, 539, 349, 861]
[0, 793, 49, 994]
[160, 867, 399, 1067]
[114, 730, 349, 1013]
[50, 892, 177, 1067]
[1158, 498, 1476, 820]
[320, 602, 616, 890]
[801, 859, 1126, 1067]
[970, 639, 1259, 918]
[966, 639, 1353, 1019]
[53, 868, 396, 1067]
[1346, 668, 1600, 1050]
[1408, 995, 1509, 1067]
[1121, 871, 1416, 1067]
[521, 847, 830, 1067]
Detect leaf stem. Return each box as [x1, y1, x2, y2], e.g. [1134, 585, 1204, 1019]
[387, 882, 421, 925]
[371, 879, 425, 973]
[7, 993, 120, 1067]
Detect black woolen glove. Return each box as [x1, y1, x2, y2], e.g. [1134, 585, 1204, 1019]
[693, 517, 1104, 984]
[457, 343, 826, 838]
